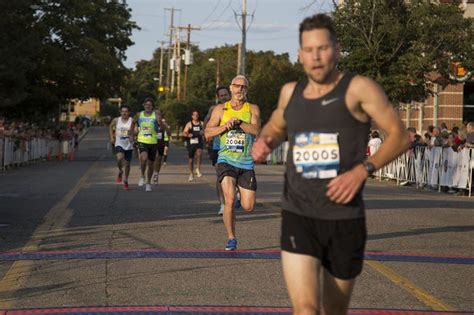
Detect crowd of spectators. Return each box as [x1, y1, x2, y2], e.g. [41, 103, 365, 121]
[0, 116, 88, 166]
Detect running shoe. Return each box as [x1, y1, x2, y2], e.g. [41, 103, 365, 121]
[188, 174, 194, 182]
[163, 162, 167, 166]
[218, 204, 224, 216]
[123, 181, 129, 190]
[116, 171, 123, 183]
[138, 176, 145, 187]
[195, 169, 203, 178]
[152, 172, 159, 184]
[225, 238, 237, 251]
[145, 184, 152, 192]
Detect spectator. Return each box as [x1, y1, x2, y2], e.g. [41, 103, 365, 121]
[368, 130, 382, 156]
[431, 127, 443, 147]
[423, 132, 431, 146]
[466, 122, 474, 147]
[440, 122, 448, 133]
[407, 127, 423, 150]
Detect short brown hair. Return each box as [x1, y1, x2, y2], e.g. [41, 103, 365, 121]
[299, 14, 337, 46]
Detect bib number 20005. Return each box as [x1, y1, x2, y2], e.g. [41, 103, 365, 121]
[293, 132, 340, 179]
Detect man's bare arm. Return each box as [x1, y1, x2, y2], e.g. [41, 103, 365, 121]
[203, 105, 216, 128]
[356, 76, 410, 170]
[183, 122, 192, 138]
[258, 82, 295, 148]
[204, 104, 228, 139]
[239, 104, 261, 136]
[109, 118, 117, 143]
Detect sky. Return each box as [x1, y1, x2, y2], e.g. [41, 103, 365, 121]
[124, 0, 334, 69]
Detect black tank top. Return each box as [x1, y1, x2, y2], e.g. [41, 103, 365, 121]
[189, 121, 203, 144]
[282, 73, 370, 220]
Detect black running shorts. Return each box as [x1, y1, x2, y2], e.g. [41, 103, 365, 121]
[187, 144, 203, 159]
[137, 142, 157, 161]
[216, 162, 257, 191]
[281, 210, 366, 280]
[114, 146, 133, 162]
[156, 142, 166, 156]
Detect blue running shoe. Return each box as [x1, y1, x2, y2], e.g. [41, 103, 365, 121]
[225, 238, 237, 251]
[234, 198, 241, 209]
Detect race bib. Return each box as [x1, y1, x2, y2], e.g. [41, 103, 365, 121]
[225, 130, 246, 153]
[141, 126, 152, 137]
[190, 138, 199, 145]
[119, 127, 129, 139]
[293, 132, 340, 179]
[157, 132, 163, 140]
[193, 126, 201, 131]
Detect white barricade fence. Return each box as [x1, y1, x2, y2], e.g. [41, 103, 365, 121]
[378, 146, 473, 197]
[264, 142, 473, 197]
[1, 137, 60, 170]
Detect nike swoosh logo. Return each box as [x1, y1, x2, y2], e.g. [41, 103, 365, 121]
[321, 98, 338, 106]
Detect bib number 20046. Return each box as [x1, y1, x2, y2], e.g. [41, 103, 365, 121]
[293, 132, 340, 179]
[225, 130, 246, 153]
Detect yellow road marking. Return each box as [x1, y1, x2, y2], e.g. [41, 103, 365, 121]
[366, 260, 453, 311]
[0, 162, 98, 308]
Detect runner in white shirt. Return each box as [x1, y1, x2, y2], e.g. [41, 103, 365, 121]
[109, 105, 134, 190]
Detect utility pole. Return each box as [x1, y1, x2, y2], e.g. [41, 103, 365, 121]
[176, 29, 182, 100]
[158, 40, 166, 88]
[240, 0, 247, 76]
[178, 24, 200, 100]
[234, 0, 253, 76]
[164, 7, 180, 97]
[170, 30, 177, 95]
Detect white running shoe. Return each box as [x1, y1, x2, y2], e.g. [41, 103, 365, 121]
[138, 176, 145, 187]
[152, 172, 159, 184]
[218, 204, 224, 216]
[145, 184, 152, 192]
[188, 174, 194, 182]
[195, 169, 202, 178]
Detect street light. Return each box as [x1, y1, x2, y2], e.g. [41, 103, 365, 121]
[208, 57, 220, 88]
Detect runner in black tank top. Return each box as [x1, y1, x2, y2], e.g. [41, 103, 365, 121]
[184, 111, 204, 181]
[252, 14, 409, 315]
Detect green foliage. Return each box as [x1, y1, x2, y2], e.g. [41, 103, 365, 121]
[0, 0, 138, 120]
[334, 0, 474, 104]
[124, 44, 304, 125]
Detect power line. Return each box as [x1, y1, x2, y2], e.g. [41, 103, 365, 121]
[199, 0, 222, 26]
[200, 0, 233, 30]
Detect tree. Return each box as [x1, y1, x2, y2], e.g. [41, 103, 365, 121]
[0, 0, 138, 120]
[333, 0, 474, 104]
[124, 44, 304, 126]
[0, 0, 41, 111]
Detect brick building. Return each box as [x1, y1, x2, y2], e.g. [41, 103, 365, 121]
[400, 0, 474, 131]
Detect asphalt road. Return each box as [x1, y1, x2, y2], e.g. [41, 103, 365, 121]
[0, 126, 472, 313]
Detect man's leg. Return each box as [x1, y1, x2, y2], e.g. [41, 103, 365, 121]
[188, 147, 195, 176]
[123, 159, 131, 182]
[237, 169, 257, 212]
[237, 187, 255, 213]
[163, 145, 169, 164]
[195, 148, 202, 176]
[154, 154, 163, 173]
[321, 269, 356, 315]
[116, 152, 124, 173]
[282, 251, 322, 315]
[140, 151, 148, 177]
[221, 176, 237, 239]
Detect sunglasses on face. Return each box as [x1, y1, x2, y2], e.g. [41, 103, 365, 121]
[232, 84, 248, 89]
